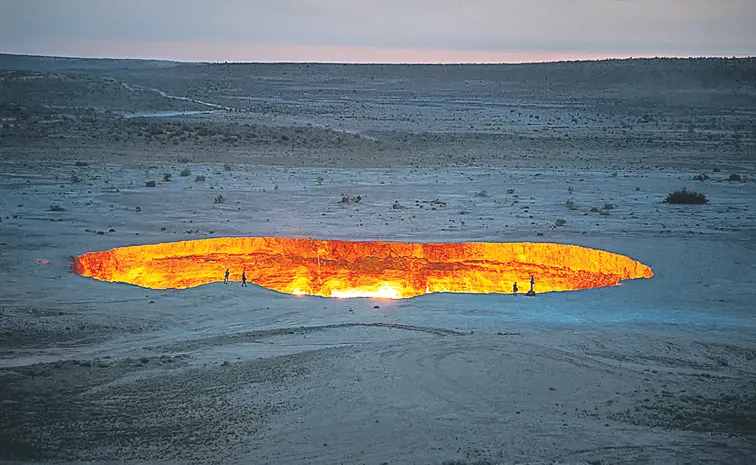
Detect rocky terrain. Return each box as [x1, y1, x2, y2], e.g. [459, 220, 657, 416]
[0, 54, 755, 464]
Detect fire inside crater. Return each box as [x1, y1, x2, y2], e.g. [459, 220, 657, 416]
[72, 237, 653, 299]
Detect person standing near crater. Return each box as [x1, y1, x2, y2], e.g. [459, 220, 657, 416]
[530, 274, 535, 293]
[513, 282, 518, 296]
[241, 269, 247, 287]
[224, 268, 230, 284]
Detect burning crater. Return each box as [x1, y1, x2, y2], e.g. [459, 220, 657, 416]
[72, 238, 653, 299]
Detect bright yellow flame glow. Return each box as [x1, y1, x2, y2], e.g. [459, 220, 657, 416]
[71, 237, 653, 298]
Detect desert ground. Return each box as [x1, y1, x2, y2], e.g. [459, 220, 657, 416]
[1, 54, 755, 464]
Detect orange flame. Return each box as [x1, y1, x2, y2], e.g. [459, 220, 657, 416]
[71, 237, 653, 298]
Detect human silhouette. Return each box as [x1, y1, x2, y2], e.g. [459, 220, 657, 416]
[224, 268, 230, 284]
[241, 270, 247, 287]
[513, 282, 518, 296]
[526, 274, 536, 296]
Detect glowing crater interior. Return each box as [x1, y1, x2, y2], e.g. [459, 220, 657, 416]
[71, 237, 653, 299]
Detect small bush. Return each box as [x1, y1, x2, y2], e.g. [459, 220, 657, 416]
[602, 203, 616, 210]
[180, 168, 191, 177]
[163, 173, 172, 182]
[590, 207, 600, 213]
[224, 163, 232, 171]
[713, 167, 721, 173]
[555, 218, 566, 227]
[475, 189, 489, 197]
[693, 173, 710, 181]
[316, 176, 324, 185]
[146, 180, 156, 188]
[565, 199, 577, 210]
[195, 175, 206, 182]
[49, 205, 65, 212]
[70, 174, 82, 183]
[664, 188, 707, 205]
[728, 173, 742, 182]
[214, 195, 225, 204]
[506, 188, 515, 194]
[339, 195, 362, 204]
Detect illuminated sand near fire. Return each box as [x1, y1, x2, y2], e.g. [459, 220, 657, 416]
[72, 237, 653, 298]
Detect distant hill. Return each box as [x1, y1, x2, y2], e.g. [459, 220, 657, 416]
[0, 53, 181, 72]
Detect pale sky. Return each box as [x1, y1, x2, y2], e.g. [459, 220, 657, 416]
[1, 0, 754, 63]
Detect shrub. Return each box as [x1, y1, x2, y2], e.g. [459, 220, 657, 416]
[713, 167, 721, 173]
[214, 195, 225, 204]
[180, 168, 191, 177]
[224, 163, 232, 171]
[163, 173, 172, 182]
[728, 173, 742, 182]
[555, 218, 566, 227]
[693, 173, 710, 181]
[565, 199, 577, 210]
[664, 188, 707, 204]
[70, 174, 82, 183]
[590, 207, 600, 213]
[195, 175, 206, 182]
[49, 205, 65, 212]
[475, 189, 488, 197]
[145, 180, 156, 188]
[339, 195, 362, 204]
[506, 188, 515, 194]
[602, 203, 616, 210]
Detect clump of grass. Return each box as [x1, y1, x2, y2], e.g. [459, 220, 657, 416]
[474, 189, 489, 197]
[602, 203, 616, 210]
[163, 173, 172, 182]
[49, 205, 65, 212]
[145, 180, 156, 188]
[590, 207, 600, 213]
[195, 175, 206, 182]
[70, 174, 82, 183]
[214, 195, 225, 204]
[728, 173, 742, 182]
[180, 168, 191, 177]
[664, 188, 707, 205]
[555, 218, 566, 227]
[224, 163, 232, 171]
[565, 199, 577, 210]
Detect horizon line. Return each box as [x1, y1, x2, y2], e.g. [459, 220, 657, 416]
[3, 51, 755, 67]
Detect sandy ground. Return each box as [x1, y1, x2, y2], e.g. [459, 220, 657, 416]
[1, 55, 755, 464]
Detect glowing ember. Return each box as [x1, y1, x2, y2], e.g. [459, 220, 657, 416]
[71, 237, 653, 298]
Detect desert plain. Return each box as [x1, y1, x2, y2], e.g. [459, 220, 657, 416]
[0, 54, 755, 464]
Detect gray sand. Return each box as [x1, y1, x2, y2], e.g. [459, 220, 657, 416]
[1, 55, 755, 464]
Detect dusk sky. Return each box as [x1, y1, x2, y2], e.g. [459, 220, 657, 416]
[1, 0, 754, 63]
